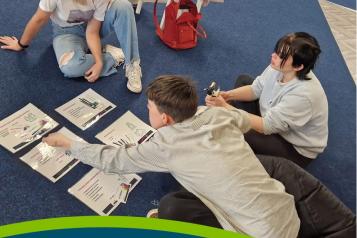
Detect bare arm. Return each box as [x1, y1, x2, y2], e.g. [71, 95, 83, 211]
[248, 113, 264, 133]
[86, 18, 102, 65]
[225, 85, 257, 102]
[84, 18, 103, 82]
[205, 87, 264, 133]
[0, 8, 51, 51]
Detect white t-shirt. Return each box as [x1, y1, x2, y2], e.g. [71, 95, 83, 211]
[39, 0, 111, 27]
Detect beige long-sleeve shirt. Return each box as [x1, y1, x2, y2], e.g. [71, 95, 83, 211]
[70, 106, 300, 237]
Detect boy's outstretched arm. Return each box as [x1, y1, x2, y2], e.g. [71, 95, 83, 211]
[43, 132, 170, 175]
[0, 8, 52, 51]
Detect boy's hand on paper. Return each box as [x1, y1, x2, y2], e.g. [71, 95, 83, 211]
[43, 133, 72, 149]
[202, 0, 210, 7]
[85, 62, 103, 83]
[0, 36, 23, 51]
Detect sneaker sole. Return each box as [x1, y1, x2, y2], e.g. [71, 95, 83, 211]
[104, 45, 125, 65]
[146, 208, 159, 218]
[127, 81, 142, 93]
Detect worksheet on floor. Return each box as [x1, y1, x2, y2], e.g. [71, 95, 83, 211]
[20, 127, 85, 183]
[68, 168, 142, 216]
[0, 103, 58, 153]
[95, 111, 156, 148]
[55, 89, 116, 130]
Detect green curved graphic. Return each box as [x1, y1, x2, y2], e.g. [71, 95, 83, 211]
[0, 216, 249, 238]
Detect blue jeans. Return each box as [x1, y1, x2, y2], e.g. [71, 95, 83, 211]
[52, 0, 140, 78]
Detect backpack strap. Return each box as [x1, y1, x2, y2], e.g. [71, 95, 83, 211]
[187, 22, 207, 39]
[153, 0, 161, 33]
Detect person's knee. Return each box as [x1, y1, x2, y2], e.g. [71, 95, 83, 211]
[243, 130, 263, 151]
[158, 193, 182, 220]
[111, 0, 133, 15]
[59, 51, 75, 67]
[58, 51, 83, 78]
[235, 74, 254, 88]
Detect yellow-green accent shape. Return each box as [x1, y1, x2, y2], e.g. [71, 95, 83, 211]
[0, 216, 250, 238]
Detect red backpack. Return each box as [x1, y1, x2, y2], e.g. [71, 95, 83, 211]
[153, 0, 207, 50]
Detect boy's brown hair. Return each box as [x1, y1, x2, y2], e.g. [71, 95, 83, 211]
[146, 75, 198, 123]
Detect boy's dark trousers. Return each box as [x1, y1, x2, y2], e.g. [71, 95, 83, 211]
[158, 188, 222, 229]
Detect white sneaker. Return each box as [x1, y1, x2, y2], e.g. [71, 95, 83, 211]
[103, 44, 125, 67]
[126, 60, 142, 93]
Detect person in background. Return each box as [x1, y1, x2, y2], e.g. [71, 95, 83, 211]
[0, 0, 143, 93]
[206, 32, 328, 168]
[43, 75, 300, 238]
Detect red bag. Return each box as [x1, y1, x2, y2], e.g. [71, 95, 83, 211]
[154, 0, 207, 50]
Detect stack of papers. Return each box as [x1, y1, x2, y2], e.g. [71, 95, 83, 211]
[68, 111, 154, 215]
[1, 100, 149, 215]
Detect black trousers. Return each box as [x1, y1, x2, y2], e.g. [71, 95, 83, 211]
[233, 74, 312, 168]
[158, 188, 222, 229]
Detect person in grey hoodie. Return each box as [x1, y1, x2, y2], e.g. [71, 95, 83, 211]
[206, 32, 328, 168]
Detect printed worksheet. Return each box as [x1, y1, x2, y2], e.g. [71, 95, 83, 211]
[68, 168, 142, 216]
[55, 89, 116, 130]
[20, 127, 85, 183]
[95, 111, 156, 148]
[0, 103, 59, 153]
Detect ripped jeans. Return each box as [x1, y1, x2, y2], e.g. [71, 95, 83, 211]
[52, 0, 140, 78]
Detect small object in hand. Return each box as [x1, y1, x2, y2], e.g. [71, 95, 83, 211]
[204, 81, 220, 97]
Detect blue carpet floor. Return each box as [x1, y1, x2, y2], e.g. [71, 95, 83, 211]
[0, 0, 355, 225]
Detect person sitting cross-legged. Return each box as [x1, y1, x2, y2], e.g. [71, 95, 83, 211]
[0, 0, 142, 93]
[206, 32, 328, 168]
